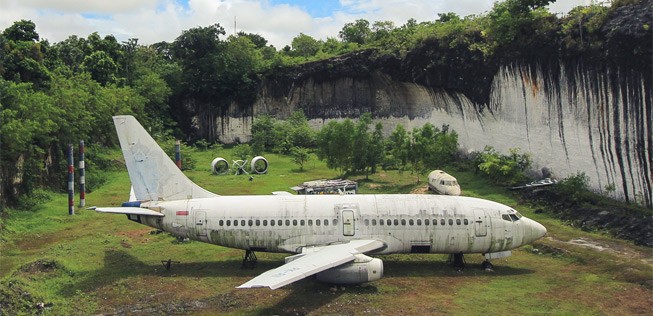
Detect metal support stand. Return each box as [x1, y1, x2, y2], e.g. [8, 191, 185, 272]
[232, 159, 249, 175]
[481, 259, 494, 272]
[161, 259, 180, 270]
[448, 252, 466, 271]
[242, 249, 257, 269]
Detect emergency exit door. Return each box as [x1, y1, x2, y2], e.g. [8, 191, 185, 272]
[342, 210, 355, 236]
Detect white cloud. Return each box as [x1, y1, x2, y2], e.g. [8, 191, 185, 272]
[0, 0, 592, 48]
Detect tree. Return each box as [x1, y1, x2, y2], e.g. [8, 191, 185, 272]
[339, 19, 371, 45]
[1, 21, 50, 89]
[237, 32, 268, 49]
[351, 113, 372, 176]
[371, 21, 395, 42]
[290, 146, 311, 171]
[291, 33, 321, 57]
[316, 119, 355, 176]
[251, 114, 276, 154]
[437, 12, 461, 23]
[368, 123, 385, 174]
[82, 51, 118, 85]
[2, 20, 39, 42]
[387, 124, 410, 168]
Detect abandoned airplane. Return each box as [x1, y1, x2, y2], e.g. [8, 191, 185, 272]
[95, 115, 547, 289]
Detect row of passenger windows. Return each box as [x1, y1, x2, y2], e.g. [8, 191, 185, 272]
[364, 218, 470, 226]
[216, 217, 471, 228]
[218, 219, 336, 227]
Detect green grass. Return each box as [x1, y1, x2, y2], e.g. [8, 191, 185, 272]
[1, 148, 651, 315]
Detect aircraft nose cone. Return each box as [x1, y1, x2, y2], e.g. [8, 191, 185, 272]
[523, 218, 547, 244]
[534, 221, 547, 239]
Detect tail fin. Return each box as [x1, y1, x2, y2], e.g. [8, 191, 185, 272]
[113, 115, 218, 201]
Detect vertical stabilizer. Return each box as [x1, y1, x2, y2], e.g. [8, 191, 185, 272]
[113, 115, 218, 201]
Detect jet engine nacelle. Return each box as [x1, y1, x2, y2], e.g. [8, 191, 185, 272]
[316, 254, 383, 284]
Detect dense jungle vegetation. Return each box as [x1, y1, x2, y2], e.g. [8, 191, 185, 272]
[0, 0, 650, 209]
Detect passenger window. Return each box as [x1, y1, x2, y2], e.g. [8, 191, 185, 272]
[387, 219, 392, 226]
[441, 219, 445, 225]
[372, 219, 377, 226]
[379, 219, 384, 226]
[219, 220, 224, 226]
[292, 219, 297, 226]
[241, 220, 246, 226]
[270, 220, 275, 226]
[424, 219, 429, 226]
[316, 220, 321, 226]
[286, 220, 291, 226]
[324, 219, 329, 226]
[332, 219, 338, 225]
[248, 220, 253, 226]
[255, 220, 260, 226]
[401, 219, 406, 225]
[263, 220, 268, 226]
[278, 220, 282, 226]
[300, 219, 305, 226]
[234, 220, 239, 227]
[226, 220, 231, 226]
[308, 219, 313, 226]
[365, 219, 370, 226]
[394, 219, 399, 226]
[417, 219, 421, 225]
[456, 219, 461, 225]
[448, 219, 453, 225]
[409, 219, 414, 226]
[464, 219, 469, 225]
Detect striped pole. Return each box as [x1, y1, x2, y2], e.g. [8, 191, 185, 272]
[174, 140, 182, 169]
[67, 144, 75, 215]
[78, 140, 85, 207]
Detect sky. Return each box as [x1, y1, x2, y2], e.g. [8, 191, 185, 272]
[0, 0, 590, 48]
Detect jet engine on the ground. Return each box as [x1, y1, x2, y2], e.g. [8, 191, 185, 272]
[316, 254, 383, 284]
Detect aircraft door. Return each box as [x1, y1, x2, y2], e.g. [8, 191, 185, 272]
[194, 210, 208, 242]
[342, 210, 355, 236]
[474, 211, 488, 237]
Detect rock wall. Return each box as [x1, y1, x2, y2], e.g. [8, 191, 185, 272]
[211, 61, 651, 207]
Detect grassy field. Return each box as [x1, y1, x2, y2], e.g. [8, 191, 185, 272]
[1, 147, 651, 315]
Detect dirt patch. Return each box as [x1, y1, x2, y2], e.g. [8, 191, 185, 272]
[410, 186, 429, 194]
[17, 259, 62, 275]
[557, 237, 653, 264]
[116, 228, 156, 244]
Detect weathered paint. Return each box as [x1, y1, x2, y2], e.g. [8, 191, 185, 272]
[138, 194, 544, 256]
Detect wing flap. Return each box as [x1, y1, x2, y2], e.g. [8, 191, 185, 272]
[95, 207, 164, 217]
[237, 239, 384, 289]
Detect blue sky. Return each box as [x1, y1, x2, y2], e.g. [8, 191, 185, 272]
[1, 0, 589, 48]
[269, 0, 343, 17]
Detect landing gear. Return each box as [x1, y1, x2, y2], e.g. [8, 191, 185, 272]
[242, 249, 257, 269]
[481, 259, 494, 272]
[448, 252, 466, 271]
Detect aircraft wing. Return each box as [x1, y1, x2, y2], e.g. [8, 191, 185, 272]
[237, 239, 384, 289]
[94, 207, 164, 217]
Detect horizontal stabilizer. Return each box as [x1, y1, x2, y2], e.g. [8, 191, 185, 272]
[95, 207, 164, 217]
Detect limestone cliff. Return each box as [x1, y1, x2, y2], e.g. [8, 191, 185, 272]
[201, 2, 652, 207]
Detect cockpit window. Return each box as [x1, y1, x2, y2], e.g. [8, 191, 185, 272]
[510, 214, 520, 221]
[502, 214, 512, 222]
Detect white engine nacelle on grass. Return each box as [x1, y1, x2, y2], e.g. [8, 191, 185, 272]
[316, 254, 383, 284]
[211, 157, 229, 175]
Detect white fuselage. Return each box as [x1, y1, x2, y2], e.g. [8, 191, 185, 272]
[136, 194, 544, 255]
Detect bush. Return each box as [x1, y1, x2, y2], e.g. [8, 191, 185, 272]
[555, 171, 592, 204]
[476, 146, 532, 185]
